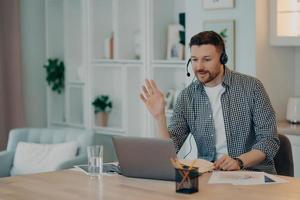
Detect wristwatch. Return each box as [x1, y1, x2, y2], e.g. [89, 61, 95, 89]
[233, 157, 245, 170]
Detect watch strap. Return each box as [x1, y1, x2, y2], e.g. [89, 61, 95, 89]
[233, 157, 245, 170]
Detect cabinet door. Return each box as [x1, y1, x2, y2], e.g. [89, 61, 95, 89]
[45, 0, 65, 126]
[92, 66, 124, 131]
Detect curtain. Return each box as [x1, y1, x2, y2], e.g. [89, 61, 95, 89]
[0, 0, 25, 150]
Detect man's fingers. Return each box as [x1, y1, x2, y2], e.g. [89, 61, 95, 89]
[145, 79, 153, 94]
[140, 94, 146, 103]
[214, 156, 226, 169]
[142, 86, 150, 98]
[149, 79, 158, 91]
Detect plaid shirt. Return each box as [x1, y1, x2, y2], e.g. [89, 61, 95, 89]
[168, 67, 279, 174]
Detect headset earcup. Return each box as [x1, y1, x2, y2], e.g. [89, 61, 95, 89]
[220, 52, 228, 65]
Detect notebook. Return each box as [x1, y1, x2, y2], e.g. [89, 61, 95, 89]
[112, 136, 177, 181]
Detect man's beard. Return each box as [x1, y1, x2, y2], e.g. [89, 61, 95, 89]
[195, 70, 218, 85]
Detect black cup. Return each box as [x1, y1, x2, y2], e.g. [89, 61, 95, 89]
[175, 166, 200, 194]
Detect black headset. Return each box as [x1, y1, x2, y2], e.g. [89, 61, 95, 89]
[186, 33, 228, 77]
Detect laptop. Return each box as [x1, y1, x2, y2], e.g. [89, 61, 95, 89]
[112, 136, 177, 181]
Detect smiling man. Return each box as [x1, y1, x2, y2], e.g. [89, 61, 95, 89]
[140, 31, 279, 174]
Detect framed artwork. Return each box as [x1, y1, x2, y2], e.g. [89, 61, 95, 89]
[203, 20, 235, 70]
[203, 0, 235, 10]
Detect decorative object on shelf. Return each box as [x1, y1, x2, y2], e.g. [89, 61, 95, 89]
[104, 33, 114, 59]
[167, 24, 185, 60]
[203, 20, 235, 70]
[92, 95, 113, 127]
[202, 0, 235, 10]
[44, 58, 65, 94]
[286, 97, 300, 124]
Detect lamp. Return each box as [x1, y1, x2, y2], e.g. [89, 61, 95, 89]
[286, 97, 300, 123]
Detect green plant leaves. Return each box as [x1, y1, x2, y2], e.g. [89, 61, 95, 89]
[92, 95, 112, 113]
[44, 58, 65, 94]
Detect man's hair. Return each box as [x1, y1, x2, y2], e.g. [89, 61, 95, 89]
[189, 31, 225, 53]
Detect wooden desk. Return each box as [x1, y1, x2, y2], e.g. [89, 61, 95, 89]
[0, 170, 299, 200]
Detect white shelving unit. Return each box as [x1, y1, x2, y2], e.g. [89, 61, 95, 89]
[45, 0, 188, 137]
[270, 0, 300, 46]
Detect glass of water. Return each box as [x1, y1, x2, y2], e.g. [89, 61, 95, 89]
[87, 145, 103, 178]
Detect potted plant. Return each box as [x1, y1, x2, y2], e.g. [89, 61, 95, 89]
[92, 95, 112, 127]
[44, 58, 65, 94]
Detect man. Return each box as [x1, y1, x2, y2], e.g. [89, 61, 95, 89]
[140, 31, 279, 174]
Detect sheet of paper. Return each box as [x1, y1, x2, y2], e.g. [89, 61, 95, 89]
[208, 171, 289, 185]
[208, 171, 265, 185]
[179, 159, 214, 173]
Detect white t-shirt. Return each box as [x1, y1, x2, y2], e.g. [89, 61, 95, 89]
[204, 83, 228, 159]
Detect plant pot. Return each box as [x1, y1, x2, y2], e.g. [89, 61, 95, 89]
[96, 112, 109, 127]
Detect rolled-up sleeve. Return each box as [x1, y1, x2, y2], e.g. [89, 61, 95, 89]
[168, 91, 190, 153]
[251, 80, 280, 161]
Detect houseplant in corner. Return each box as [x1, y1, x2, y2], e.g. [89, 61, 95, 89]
[92, 95, 112, 127]
[44, 58, 65, 94]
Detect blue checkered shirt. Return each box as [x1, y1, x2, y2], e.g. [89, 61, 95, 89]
[168, 67, 279, 174]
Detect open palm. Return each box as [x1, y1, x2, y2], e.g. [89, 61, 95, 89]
[140, 79, 165, 119]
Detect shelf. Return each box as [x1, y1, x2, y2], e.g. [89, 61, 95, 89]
[277, 10, 300, 13]
[67, 81, 85, 86]
[92, 59, 143, 65]
[93, 126, 126, 136]
[92, 62, 143, 69]
[152, 64, 185, 69]
[45, 0, 187, 138]
[152, 60, 185, 65]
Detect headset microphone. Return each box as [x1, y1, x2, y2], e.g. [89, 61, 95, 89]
[186, 59, 191, 77]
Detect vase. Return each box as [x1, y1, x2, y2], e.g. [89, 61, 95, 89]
[96, 112, 108, 127]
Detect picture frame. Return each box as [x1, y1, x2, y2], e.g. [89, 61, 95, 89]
[202, 0, 235, 10]
[203, 20, 235, 70]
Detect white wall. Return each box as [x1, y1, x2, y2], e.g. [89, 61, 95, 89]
[295, 48, 300, 96]
[186, 0, 256, 76]
[255, 0, 295, 120]
[21, 0, 47, 127]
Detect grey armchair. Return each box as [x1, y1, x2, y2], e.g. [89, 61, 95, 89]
[0, 128, 94, 177]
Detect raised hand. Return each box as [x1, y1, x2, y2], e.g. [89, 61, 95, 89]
[140, 79, 165, 119]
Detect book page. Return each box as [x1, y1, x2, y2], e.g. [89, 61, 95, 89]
[179, 159, 214, 173]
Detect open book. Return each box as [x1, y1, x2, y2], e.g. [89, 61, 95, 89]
[179, 159, 214, 173]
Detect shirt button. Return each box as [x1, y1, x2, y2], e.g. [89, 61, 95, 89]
[211, 134, 214, 137]
[209, 115, 212, 118]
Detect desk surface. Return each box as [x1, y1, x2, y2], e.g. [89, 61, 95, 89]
[0, 170, 299, 200]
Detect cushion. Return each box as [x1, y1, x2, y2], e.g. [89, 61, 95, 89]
[10, 141, 78, 176]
